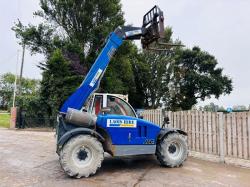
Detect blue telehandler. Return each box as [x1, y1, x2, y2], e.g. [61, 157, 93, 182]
[56, 5, 188, 178]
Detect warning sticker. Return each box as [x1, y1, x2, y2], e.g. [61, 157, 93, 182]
[89, 69, 103, 87]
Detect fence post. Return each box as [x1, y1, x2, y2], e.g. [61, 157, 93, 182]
[218, 112, 225, 162]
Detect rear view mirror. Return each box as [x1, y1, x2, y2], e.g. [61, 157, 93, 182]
[139, 115, 143, 119]
[164, 116, 170, 124]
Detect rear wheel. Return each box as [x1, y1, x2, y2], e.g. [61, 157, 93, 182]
[156, 133, 188, 167]
[59, 135, 104, 178]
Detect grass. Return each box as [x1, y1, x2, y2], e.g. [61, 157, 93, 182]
[0, 113, 10, 128]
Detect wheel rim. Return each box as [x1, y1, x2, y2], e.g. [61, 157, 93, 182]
[167, 141, 183, 160]
[72, 145, 93, 167]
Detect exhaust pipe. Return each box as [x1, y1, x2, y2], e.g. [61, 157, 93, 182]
[65, 108, 96, 127]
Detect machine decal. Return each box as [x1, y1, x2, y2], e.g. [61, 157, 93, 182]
[89, 69, 103, 87]
[107, 47, 116, 60]
[107, 119, 137, 128]
[144, 139, 155, 145]
[125, 30, 141, 37]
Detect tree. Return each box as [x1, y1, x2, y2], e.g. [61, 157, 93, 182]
[203, 102, 219, 112]
[168, 47, 232, 110]
[131, 28, 174, 109]
[12, 0, 137, 115]
[0, 73, 40, 110]
[40, 49, 82, 117]
[132, 27, 232, 110]
[101, 42, 138, 107]
[132, 51, 172, 109]
[0, 73, 15, 109]
[218, 106, 226, 111]
[12, 1, 233, 114]
[232, 105, 247, 111]
[13, 0, 124, 60]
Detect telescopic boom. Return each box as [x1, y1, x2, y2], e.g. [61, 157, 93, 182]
[60, 5, 165, 113]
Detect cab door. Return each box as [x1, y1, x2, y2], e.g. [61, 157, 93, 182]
[103, 95, 146, 145]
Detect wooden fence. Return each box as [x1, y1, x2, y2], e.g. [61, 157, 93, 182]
[142, 110, 250, 167]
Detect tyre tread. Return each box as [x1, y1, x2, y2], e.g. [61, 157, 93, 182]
[59, 134, 104, 178]
[156, 133, 188, 167]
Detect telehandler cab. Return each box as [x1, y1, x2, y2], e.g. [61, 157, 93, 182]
[56, 5, 188, 178]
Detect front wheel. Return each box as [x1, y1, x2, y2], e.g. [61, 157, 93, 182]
[156, 133, 188, 167]
[59, 135, 104, 178]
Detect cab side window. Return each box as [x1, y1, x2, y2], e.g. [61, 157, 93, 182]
[107, 96, 135, 117]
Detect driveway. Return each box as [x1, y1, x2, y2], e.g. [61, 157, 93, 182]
[0, 128, 249, 187]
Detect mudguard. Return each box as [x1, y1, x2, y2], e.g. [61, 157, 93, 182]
[57, 127, 105, 154]
[157, 127, 187, 142]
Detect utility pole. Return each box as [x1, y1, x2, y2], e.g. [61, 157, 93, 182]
[19, 43, 25, 94]
[18, 43, 26, 129]
[12, 50, 20, 107]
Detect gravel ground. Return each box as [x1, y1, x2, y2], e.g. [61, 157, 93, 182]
[0, 128, 250, 187]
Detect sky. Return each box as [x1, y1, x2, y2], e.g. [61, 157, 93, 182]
[0, 0, 249, 108]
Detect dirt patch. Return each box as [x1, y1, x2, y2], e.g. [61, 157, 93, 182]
[0, 129, 250, 187]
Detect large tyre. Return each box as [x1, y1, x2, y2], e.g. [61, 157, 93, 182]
[59, 135, 104, 178]
[156, 133, 188, 167]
